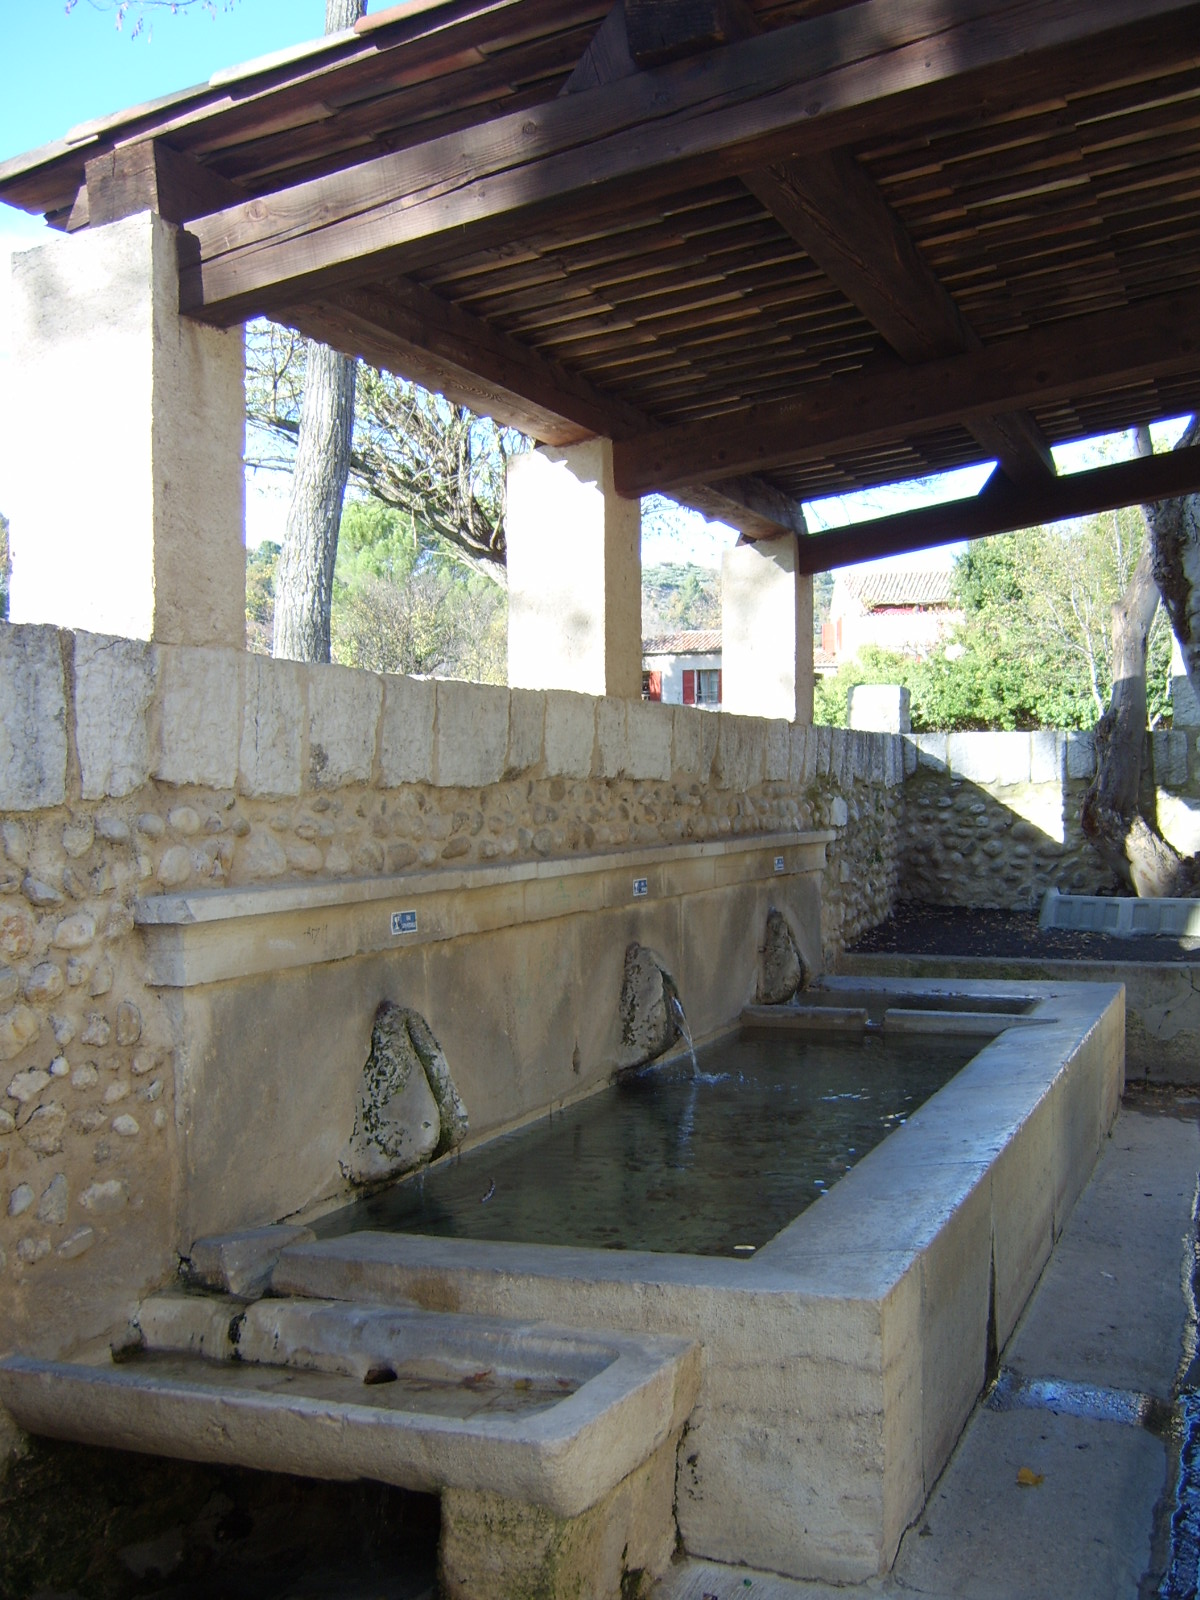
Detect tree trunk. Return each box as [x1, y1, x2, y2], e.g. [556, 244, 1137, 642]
[1083, 420, 1200, 895]
[271, 0, 365, 663]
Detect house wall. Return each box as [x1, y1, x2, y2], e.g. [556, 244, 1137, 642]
[644, 651, 722, 705]
[0, 623, 904, 1376]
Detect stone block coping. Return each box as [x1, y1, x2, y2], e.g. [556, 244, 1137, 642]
[135, 830, 834, 987]
[1039, 886, 1200, 938]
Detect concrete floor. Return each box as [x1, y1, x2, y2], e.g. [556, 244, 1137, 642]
[656, 1095, 1200, 1600]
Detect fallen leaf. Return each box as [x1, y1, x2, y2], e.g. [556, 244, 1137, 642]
[1016, 1466, 1044, 1488]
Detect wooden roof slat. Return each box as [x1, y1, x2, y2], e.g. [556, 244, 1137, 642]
[178, 0, 1200, 325]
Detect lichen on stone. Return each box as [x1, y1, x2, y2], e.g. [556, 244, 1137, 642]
[341, 1003, 468, 1186]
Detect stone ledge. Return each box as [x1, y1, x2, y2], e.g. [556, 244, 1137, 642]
[135, 831, 834, 987]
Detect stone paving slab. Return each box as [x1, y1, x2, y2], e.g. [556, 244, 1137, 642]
[1007, 1108, 1199, 1396]
[655, 1103, 1199, 1600]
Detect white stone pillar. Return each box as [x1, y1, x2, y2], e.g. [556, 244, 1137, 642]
[721, 535, 814, 723]
[506, 439, 641, 698]
[6, 211, 245, 647]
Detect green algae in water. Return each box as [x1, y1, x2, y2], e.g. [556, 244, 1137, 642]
[315, 1028, 979, 1257]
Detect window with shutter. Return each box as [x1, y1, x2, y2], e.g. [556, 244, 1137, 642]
[682, 669, 696, 705]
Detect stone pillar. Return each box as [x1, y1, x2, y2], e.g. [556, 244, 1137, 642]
[721, 535, 814, 723]
[848, 683, 911, 733]
[6, 211, 245, 647]
[506, 439, 641, 698]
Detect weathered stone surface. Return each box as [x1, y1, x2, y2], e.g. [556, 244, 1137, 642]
[157, 845, 192, 887]
[618, 943, 680, 1070]
[0, 966, 20, 1009]
[1066, 730, 1096, 780]
[61, 817, 95, 859]
[22, 963, 64, 1004]
[17, 1236, 50, 1264]
[671, 707, 701, 778]
[111, 1114, 140, 1137]
[544, 691, 595, 779]
[235, 829, 288, 879]
[239, 654, 304, 797]
[22, 875, 62, 908]
[52, 913, 95, 951]
[341, 1002, 444, 1185]
[81, 1013, 111, 1047]
[596, 698, 628, 778]
[23, 1102, 66, 1155]
[116, 1000, 143, 1046]
[0, 1009, 40, 1064]
[758, 907, 809, 1004]
[167, 805, 201, 836]
[307, 662, 381, 788]
[8, 1183, 34, 1217]
[627, 701, 673, 782]
[403, 1010, 468, 1156]
[79, 1178, 127, 1214]
[436, 680, 508, 787]
[713, 715, 765, 791]
[36, 1174, 68, 1225]
[765, 719, 791, 782]
[439, 1433, 679, 1600]
[506, 689, 544, 777]
[379, 673, 436, 787]
[186, 1224, 316, 1298]
[74, 632, 156, 799]
[153, 645, 240, 788]
[0, 625, 68, 810]
[57, 1226, 95, 1260]
[0, 912, 34, 961]
[88, 960, 114, 998]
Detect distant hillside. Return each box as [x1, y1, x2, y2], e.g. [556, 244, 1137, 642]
[642, 559, 834, 641]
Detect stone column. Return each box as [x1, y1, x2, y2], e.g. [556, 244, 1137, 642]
[6, 211, 245, 647]
[721, 534, 814, 723]
[506, 440, 641, 698]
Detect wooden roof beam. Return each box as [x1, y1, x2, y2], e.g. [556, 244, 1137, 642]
[287, 275, 808, 540]
[743, 152, 1057, 489]
[794, 444, 1200, 573]
[179, 0, 1200, 325]
[78, 138, 245, 232]
[611, 290, 1200, 496]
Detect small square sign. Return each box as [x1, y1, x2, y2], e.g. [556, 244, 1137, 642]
[632, 877, 649, 898]
[774, 855, 786, 874]
[391, 910, 418, 936]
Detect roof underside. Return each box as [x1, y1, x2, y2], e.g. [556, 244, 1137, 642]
[7, 0, 1200, 564]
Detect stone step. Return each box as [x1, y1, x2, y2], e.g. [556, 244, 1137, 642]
[0, 1294, 700, 1522]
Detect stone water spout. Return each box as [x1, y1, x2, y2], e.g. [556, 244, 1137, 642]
[618, 942, 688, 1071]
[341, 1003, 468, 1186]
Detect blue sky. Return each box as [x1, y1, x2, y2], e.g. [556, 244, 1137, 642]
[2, 3, 327, 240]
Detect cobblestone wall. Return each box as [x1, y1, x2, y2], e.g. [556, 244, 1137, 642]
[0, 625, 905, 1358]
[897, 728, 1200, 909]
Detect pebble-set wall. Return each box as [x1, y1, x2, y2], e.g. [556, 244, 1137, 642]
[897, 729, 1200, 909]
[0, 625, 905, 1357]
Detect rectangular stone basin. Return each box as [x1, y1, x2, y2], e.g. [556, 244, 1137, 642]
[267, 977, 1124, 1584]
[0, 1295, 700, 1522]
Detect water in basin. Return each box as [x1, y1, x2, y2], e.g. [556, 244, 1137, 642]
[313, 1027, 980, 1258]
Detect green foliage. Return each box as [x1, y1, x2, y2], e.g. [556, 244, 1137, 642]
[245, 539, 279, 654]
[329, 500, 507, 683]
[816, 511, 1175, 731]
[642, 562, 720, 633]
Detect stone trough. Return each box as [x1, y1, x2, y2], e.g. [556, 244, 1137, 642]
[0, 1294, 700, 1598]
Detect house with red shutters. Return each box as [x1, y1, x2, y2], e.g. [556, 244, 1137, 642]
[642, 629, 723, 707]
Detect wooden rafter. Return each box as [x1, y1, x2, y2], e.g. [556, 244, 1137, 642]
[611, 291, 1200, 496]
[178, 0, 1200, 324]
[742, 152, 1056, 488]
[289, 276, 807, 539]
[794, 445, 1200, 572]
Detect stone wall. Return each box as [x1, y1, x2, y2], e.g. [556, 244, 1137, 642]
[897, 727, 1200, 909]
[0, 624, 905, 1366]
